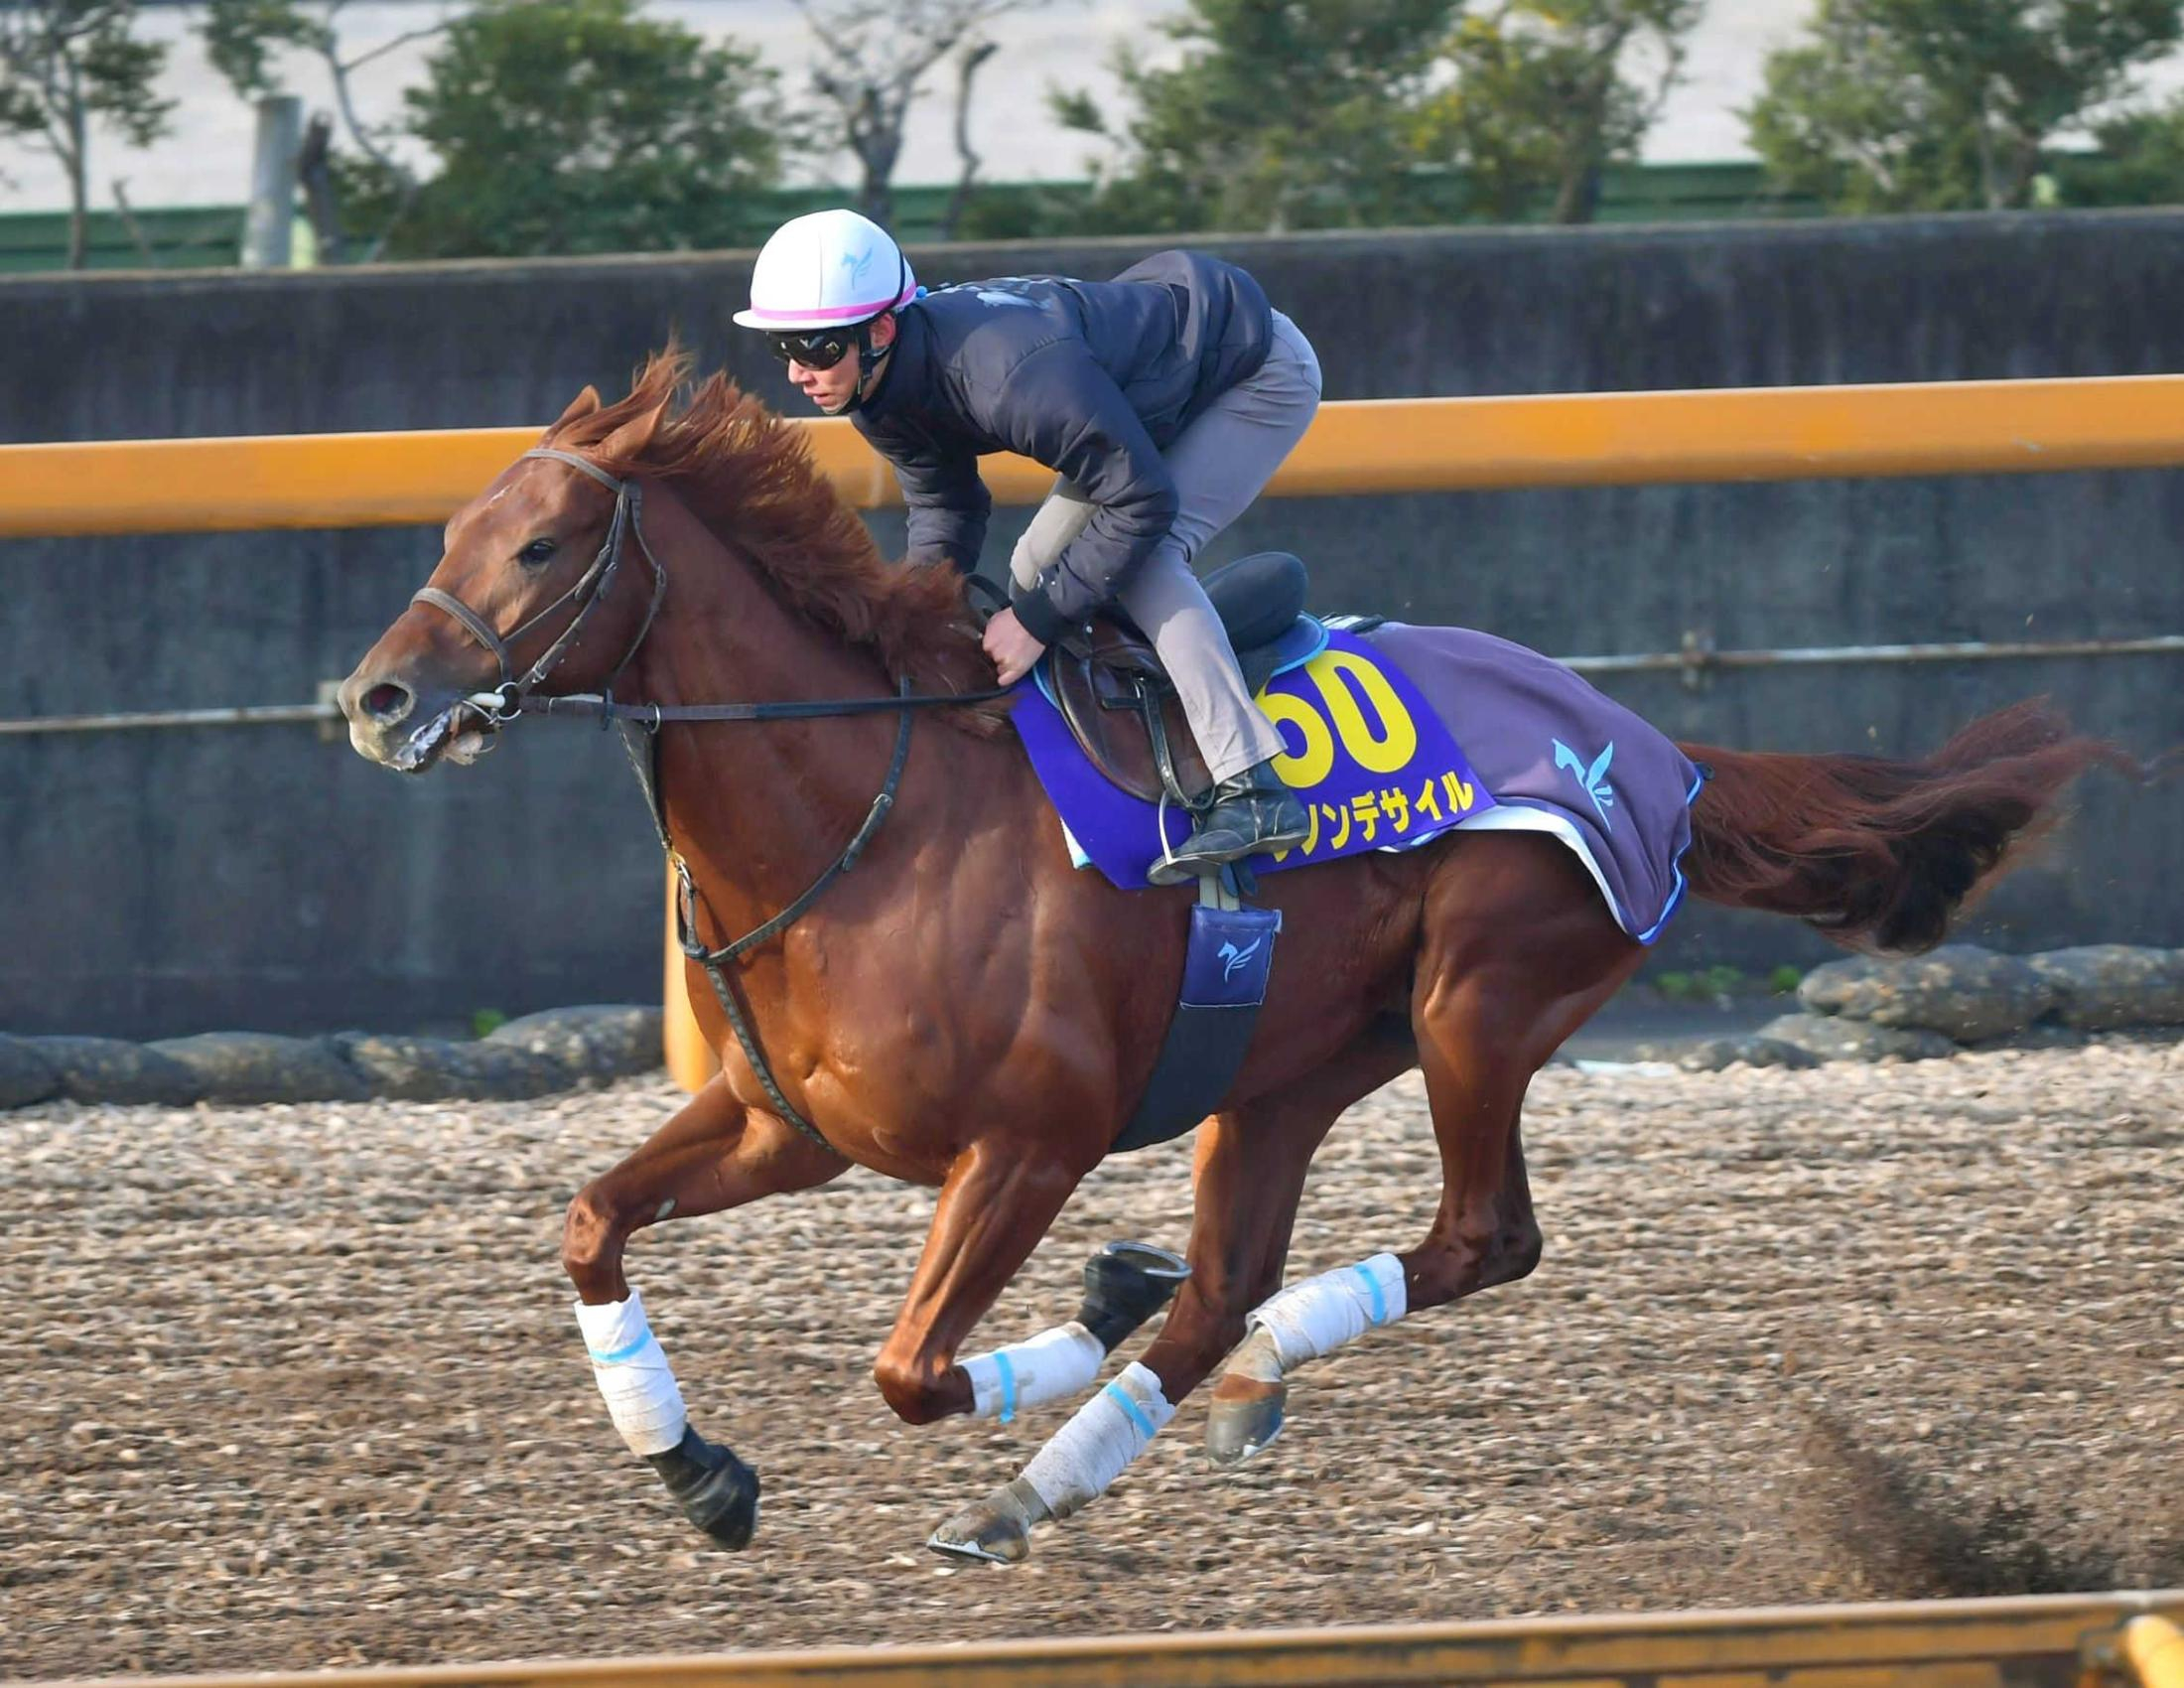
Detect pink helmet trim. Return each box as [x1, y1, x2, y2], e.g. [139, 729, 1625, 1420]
[741, 277, 918, 328]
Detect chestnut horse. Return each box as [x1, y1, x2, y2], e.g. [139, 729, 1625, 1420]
[339, 353, 2116, 1563]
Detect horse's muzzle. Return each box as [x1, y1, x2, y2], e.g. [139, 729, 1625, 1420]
[339, 665, 494, 773]
[341, 669, 415, 731]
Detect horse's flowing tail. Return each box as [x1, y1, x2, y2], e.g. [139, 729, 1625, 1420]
[1677, 699, 2135, 954]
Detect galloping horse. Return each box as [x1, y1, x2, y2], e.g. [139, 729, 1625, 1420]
[339, 352, 2116, 1563]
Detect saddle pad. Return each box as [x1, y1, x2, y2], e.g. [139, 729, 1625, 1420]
[1012, 625, 1496, 890]
[1011, 621, 1706, 945]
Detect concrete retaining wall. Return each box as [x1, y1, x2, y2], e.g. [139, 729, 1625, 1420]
[3, 213, 2179, 1037]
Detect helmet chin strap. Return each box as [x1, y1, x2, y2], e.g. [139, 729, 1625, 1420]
[827, 318, 890, 416]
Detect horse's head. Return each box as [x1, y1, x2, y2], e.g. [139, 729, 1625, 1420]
[339, 386, 670, 773]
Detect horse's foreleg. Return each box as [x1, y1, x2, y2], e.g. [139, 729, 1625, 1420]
[946, 1240, 1191, 1434]
[561, 1074, 846, 1550]
[929, 1019, 1418, 1563]
[870, 1137, 1085, 1428]
[878, 1137, 1094, 1559]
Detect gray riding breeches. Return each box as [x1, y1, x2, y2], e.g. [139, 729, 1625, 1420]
[1009, 311, 1322, 784]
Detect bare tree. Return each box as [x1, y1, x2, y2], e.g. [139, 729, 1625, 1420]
[793, 0, 1045, 226]
[940, 37, 998, 240]
[0, 1, 172, 270]
[201, 0, 461, 260]
[295, 106, 341, 262]
[109, 174, 155, 263]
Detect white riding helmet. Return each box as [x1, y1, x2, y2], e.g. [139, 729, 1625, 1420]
[733, 209, 917, 333]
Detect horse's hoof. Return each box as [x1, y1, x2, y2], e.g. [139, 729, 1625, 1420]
[1205, 1376, 1287, 1466]
[644, 1423, 760, 1550]
[927, 1477, 1049, 1565]
[1077, 1240, 1192, 1351]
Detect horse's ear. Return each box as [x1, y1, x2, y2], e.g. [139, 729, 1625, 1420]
[544, 386, 602, 442]
[596, 396, 672, 464]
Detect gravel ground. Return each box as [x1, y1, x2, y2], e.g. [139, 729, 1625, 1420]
[4, 1041, 2181, 1680]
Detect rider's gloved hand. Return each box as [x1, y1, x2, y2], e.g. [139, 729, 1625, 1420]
[982, 608, 1047, 686]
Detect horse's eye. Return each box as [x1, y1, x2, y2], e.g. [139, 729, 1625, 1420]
[519, 537, 558, 566]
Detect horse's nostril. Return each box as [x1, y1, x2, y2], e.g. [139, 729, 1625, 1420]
[362, 681, 414, 724]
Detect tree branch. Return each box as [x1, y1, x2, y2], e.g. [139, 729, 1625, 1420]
[942, 37, 998, 240]
[110, 175, 156, 264]
[341, 21, 452, 75]
[321, 24, 409, 183]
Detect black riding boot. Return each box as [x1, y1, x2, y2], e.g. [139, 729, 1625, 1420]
[1147, 760, 1311, 885]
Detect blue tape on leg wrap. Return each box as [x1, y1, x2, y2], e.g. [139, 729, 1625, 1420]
[995, 1351, 1017, 1424]
[1352, 1264, 1387, 1327]
[1103, 1380, 1157, 1441]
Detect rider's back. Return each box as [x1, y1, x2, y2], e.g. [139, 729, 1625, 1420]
[867, 250, 1276, 453]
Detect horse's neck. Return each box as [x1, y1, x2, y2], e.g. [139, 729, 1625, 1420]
[628, 494, 932, 933]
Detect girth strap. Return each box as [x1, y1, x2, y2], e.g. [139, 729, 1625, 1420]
[1110, 870, 1281, 1155]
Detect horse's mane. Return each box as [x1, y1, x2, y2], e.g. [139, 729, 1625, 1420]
[548, 347, 1006, 734]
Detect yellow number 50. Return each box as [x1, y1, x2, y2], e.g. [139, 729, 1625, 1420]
[1259, 648, 1419, 786]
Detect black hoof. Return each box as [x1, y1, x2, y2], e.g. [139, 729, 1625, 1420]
[644, 1423, 759, 1550]
[1076, 1240, 1191, 1351]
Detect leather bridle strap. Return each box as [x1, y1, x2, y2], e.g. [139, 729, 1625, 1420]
[617, 687, 915, 1149]
[410, 448, 664, 721]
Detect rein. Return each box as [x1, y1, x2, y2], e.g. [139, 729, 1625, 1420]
[408, 446, 1010, 1152]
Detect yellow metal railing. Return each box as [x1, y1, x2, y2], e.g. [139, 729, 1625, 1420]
[25, 1591, 2184, 1688]
[2113, 1616, 2184, 1688]
[11, 375, 2184, 537]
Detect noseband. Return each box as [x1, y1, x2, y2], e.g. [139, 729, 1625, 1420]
[411, 447, 666, 726]
[403, 447, 1008, 1154]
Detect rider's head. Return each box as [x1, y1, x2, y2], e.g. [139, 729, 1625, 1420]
[734, 209, 917, 416]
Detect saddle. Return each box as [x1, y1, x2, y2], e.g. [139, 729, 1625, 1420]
[1048, 550, 1310, 807]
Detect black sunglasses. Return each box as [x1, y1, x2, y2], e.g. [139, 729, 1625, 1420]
[765, 328, 857, 370]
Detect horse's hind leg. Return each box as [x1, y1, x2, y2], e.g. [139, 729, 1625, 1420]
[562, 1075, 847, 1550]
[927, 1016, 1419, 1562]
[1205, 834, 1642, 1459]
[1397, 840, 1641, 1314]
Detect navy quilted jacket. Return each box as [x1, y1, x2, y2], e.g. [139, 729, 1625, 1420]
[849, 249, 1275, 643]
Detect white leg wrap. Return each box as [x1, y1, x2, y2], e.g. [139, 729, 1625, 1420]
[959, 1320, 1106, 1423]
[574, 1288, 688, 1458]
[1246, 1251, 1407, 1372]
[1018, 1361, 1174, 1519]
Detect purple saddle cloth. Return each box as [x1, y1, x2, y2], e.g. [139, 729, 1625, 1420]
[1010, 618, 1705, 945]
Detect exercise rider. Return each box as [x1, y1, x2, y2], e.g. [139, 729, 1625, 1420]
[733, 209, 1320, 882]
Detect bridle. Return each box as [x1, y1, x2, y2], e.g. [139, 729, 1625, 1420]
[405, 446, 1008, 1151]
[412, 448, 666, 731]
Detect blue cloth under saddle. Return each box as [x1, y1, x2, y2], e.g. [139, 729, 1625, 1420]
[1010, 618, 1706, 945]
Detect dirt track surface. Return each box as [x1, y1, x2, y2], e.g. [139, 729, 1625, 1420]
[5, 1042, 2181, 1680]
